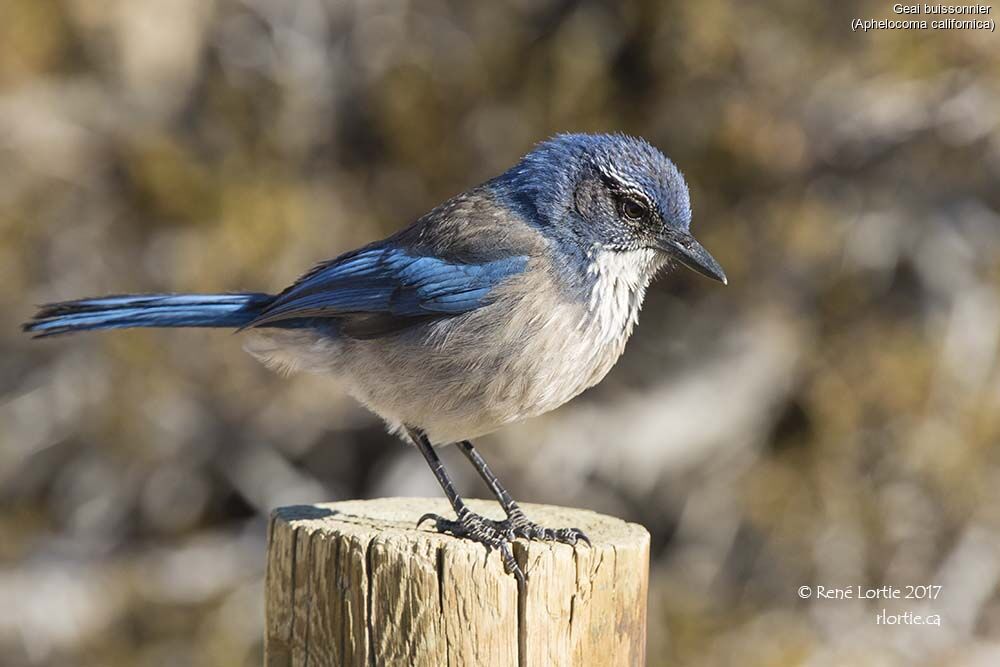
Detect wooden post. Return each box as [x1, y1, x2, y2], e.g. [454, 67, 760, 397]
[265, 497, 649, 667]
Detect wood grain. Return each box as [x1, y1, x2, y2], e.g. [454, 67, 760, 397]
[265, 497, 649, 667]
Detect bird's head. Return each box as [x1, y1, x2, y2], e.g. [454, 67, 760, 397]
[499, 133, 727, 285]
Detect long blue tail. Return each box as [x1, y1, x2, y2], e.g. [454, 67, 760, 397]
[23, 292, 275, 338]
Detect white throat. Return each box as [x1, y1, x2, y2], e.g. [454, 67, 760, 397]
[584, 246, 665, 346]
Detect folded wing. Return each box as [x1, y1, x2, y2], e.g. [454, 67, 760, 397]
[244, 244, 528, 338]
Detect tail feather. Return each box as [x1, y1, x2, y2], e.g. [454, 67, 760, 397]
[23, 293, 274, 338]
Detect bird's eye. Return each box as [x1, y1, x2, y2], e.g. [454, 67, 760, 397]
[619, 196, 648, 221]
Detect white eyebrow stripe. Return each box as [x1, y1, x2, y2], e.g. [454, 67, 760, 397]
[597, 165, 645, 194]
[597, 165, 662, 217]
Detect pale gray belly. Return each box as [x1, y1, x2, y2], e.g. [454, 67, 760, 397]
[242, 246, 655, 445]
[339, 300, 630, 443]
[245, 299, 631, 444]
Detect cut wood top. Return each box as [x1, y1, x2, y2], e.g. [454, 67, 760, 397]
[266, 497, 650, 667]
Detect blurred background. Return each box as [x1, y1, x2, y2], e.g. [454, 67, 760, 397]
[2, 1, 999, 665]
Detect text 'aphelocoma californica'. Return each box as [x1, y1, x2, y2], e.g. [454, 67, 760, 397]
[25, 133, 726, 583]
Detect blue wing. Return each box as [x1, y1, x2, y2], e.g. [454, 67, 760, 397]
[245, 244, 528, 336]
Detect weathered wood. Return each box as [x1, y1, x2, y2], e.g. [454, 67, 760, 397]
[265, 497, 649, 667]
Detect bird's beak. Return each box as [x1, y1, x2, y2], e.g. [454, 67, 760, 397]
[656, 230, 728, 285]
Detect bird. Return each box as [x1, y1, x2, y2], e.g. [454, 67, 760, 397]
[24, 133, 726, 584]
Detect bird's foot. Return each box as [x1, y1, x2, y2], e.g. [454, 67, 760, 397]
[417, 505, 591, 584]
[501, 506, 591, 546]
[418, 508, 524, 585]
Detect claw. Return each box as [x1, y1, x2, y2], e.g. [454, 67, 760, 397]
[419, 508, 527, 583]
[418, 505, 590, 585]
[503, 511, 591, 548]
[504, 546, 526, 588]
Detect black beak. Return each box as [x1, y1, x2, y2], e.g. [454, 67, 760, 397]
[657, 230, 728, 285]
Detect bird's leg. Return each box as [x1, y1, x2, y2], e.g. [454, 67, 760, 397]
[405, 427, 524, 584]
[457, 440, 590, 546]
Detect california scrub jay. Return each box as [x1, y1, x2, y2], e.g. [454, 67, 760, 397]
[25, 133, 726, 583]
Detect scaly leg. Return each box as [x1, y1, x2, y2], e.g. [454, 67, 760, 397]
[405, 426, 525, 584]
[456, 439, 589, 546]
